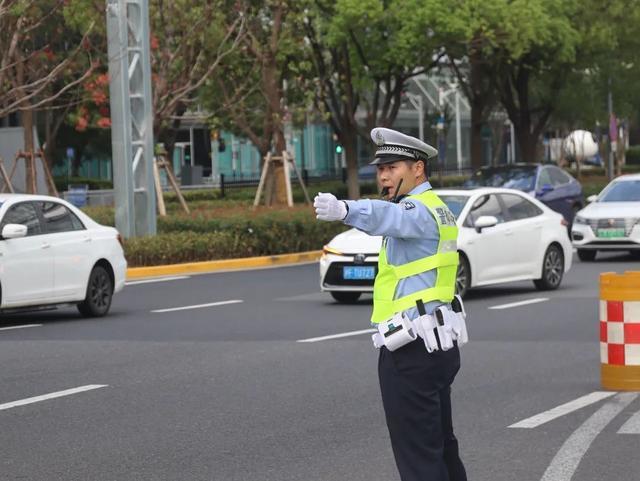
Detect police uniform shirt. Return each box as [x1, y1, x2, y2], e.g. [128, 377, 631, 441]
[343, 180, 447, 321]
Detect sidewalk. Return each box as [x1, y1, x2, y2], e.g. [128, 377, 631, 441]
[126, 250, 323, 279]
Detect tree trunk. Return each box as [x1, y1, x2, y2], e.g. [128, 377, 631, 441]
[343, 125, 360, 199]
[22, 107, 36, 193]
[515, 125, 538, 163]
[263, 55, 287, 206]
[470, 102, 484, 169]
[469, 53, 486, 170]
[271, 128, 287, 205]
[44, 109, 58, 169]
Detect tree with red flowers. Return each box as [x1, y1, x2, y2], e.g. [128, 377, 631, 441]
[67, 0, 245, 164]
[0, 0, 98, 192]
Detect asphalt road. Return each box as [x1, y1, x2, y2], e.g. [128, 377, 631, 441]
[1, 252, 639, 481]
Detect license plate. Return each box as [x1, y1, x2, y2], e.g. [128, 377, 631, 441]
[597, 228, 625, 238]
[343, 266, 375, 280]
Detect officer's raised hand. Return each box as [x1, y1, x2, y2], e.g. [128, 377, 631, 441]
[314, 192, 348, 221]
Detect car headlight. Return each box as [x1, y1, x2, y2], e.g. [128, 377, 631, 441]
[574, 216, 588, 225]
[322, 245, 343, 256]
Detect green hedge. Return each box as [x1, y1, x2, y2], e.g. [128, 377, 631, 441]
[565, 164, 640, 178]
[626, 146, 640, 165]
[124, 219, 348, 266]
[55, 176, 113, 191]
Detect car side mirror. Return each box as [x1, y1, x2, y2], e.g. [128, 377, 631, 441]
[474, 215, 498, 233]
[587, 194, 598, 203]
[1, 224, 28, 240]
[539, 183, 553, 195]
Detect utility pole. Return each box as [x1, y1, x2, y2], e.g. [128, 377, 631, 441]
[106, 0, 156, 238]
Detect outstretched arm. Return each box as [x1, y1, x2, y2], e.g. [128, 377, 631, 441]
[343, 198, 434, 239]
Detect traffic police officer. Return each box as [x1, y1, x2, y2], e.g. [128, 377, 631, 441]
[314, 127, 467, 481]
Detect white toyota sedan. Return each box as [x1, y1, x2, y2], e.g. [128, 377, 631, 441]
[0, 194, 126, 316]
[572, 173, 640, 261]
[319, 188, 573, 302]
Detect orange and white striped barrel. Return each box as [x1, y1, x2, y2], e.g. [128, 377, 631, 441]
[600, 271, 640, 391]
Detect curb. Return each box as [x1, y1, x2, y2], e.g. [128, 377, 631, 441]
[126, 250, 323, 280]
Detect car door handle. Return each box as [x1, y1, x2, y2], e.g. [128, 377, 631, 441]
[83, 236, 92, 243]
[41, 243, 51, 249]
[504, 229, 514, 236]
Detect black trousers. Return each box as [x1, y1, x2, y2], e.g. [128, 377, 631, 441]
[378, 339, 467, 481]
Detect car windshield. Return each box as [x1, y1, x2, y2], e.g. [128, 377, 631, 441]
[438, 195, 470, 219]
[598, 180, 640, 202]
[464, 167, 536, 191]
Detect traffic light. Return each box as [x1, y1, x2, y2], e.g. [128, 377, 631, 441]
[335, 144, 343, 154]
[218, 138, 226, 152]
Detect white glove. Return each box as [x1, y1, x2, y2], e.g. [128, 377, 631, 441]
[314, 193, 348, 221]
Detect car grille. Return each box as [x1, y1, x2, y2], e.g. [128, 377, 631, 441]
[323, 261, 378, 287]
[587, 218, 638, 237]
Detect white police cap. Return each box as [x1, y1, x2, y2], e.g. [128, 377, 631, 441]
[370, 127, 438, 165]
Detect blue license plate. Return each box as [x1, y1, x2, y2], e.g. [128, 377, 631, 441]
[343, 266, 375, 280]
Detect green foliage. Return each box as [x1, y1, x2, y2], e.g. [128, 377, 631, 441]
[54, 176, 113, 192]
[123, 214, 348, 266]
[625, 147, 640, 165]
[565, 165, 640, 178]
[582, 180, 610, 198]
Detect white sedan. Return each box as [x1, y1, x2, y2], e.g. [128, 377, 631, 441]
[0, 194, 127, 316]
[319, 188, 573, 302]
[572, 173, 640, 261]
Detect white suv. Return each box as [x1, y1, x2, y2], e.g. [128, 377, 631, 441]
[572, 174, 640, 261]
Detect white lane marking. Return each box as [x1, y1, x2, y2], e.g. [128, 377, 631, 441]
[275, 292, 331, 301]
[0, 324, 42, 331]
[618, 409, 640, 434]
[0, 384, 108, 412]
[509, 391, 617, 429]
[298, 328, 376, 343]
[125, 275, 190, 286]
[489, 297, 549, 310]
[540, 392, 637, 481]
[151, 299, 243, 313]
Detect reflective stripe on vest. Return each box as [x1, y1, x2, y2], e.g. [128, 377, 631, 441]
[371, 190, 459, 324]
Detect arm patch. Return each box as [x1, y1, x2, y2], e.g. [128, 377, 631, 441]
[434, 206, 457, 226]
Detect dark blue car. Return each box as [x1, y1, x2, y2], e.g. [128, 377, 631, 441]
[463, 163, 584, 224]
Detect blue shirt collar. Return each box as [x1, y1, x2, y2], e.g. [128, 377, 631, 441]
[407, 181, 432, 196]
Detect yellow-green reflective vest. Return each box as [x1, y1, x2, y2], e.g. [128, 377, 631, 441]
[371, 189, 459, 324]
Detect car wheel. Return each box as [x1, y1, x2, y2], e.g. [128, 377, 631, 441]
[534, 244, 564, 291]
[456, 253, 470, 298]
[577, 249, 597, 262]
[77, 265, 113, 317]
[330, 291, 361, 303]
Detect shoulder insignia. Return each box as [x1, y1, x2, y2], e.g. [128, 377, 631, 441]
[400, 201, 416, 210]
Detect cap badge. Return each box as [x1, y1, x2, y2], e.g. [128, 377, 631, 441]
[375, 131, 385, 146]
